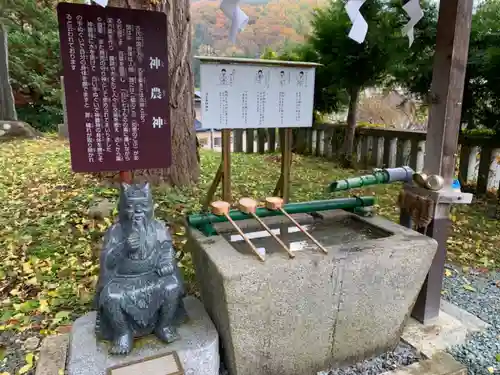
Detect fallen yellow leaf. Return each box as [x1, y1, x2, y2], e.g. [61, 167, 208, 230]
[22, 262, 33, 274]
[17, 352, 34, 374]
[26, 277, 38, 286]
[463, 284, 477, 292]
[39, 299, 50, 313]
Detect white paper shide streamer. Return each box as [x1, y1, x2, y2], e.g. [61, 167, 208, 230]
[345, 0, 368, 44]
[220, 0, 249, 43]
[402, 0, 423, 47]
[83, 0, 109, 6]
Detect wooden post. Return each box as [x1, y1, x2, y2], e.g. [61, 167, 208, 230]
[273, 128, 292, 203]
[206, 127, 292, 209]
[222, 129, 231, 202]
[61, 76, 68, 133]
[404, 0, 473, 324]
[204, 129, 232, 209]
[120, 171, 132, 183]
[422, 0, 473, 187]
[282, 128, 292, 203]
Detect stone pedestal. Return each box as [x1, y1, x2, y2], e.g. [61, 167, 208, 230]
[66, 296, 219, 375]
[57, 123, 68, 139]
[189, 210, 438, 375]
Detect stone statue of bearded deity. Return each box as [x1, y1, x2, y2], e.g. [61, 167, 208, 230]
[93, 183, 186, 355]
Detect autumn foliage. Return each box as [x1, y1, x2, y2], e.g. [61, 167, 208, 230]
[191, 0, 327, 58]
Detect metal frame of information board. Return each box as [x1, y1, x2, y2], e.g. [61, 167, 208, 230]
[196, 56, 320, 209]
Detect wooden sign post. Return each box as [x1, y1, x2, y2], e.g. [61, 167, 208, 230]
[57, 3, 172, 177]
[273, 128, 293, 202]
[196, 56, 320, 208]
[119, 171, 132, 184]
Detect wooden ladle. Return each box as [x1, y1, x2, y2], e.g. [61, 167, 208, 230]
[238, 197, 295, 258]
[210, 200, 265, 262]
[265, 197, 328, 254]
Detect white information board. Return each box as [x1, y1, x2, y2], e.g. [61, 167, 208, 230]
[200, 62, 316, 129]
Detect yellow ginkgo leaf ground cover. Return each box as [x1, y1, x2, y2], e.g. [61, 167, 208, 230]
[1, 136, 499, 374]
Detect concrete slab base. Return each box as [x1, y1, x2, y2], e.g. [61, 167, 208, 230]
[402, 301, 489, 359]
[440, 299, 490, 332]
[380, 352, 466, 375]
[376, 301, 488, 375]
[35, 334, 69, 375]
[35, 300, 487, 375]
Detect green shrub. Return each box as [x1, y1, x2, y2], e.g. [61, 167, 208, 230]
[462, 128, 496, 136]
[6, 0, 62, 131]
[17, 102, 63, 132]
[357, 121, 386, 128]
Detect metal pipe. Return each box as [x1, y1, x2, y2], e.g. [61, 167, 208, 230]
[187, 196, 376, 236]
[328, 167, 414, 192]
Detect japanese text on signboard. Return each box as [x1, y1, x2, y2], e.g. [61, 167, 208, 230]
[199, 62, 316, 129]
[57, 3, 171, 172]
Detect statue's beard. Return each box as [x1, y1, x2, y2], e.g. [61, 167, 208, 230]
[127, 217, 149, 259]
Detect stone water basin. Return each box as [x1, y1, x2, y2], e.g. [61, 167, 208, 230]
[188, 209, 437, 375]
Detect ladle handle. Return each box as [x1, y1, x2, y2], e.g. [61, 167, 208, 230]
[251, 214, 295, 258]
[225, 214, 265, 262]
[279, 208, 328, 254]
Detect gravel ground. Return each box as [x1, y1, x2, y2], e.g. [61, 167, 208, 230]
[0, 329, 42, 375]
[1, 264, 498, 375]
[442, 264, 500, 375]
[323, 341, 421, 375]
[221, 340, 420, 375]
[321, 263, 500, 375]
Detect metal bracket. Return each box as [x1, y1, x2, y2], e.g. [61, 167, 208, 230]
[353, 206, 374, 217]
[403, 183, 473, 205]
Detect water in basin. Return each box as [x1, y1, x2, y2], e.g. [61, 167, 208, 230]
[219, 214, 391, 256]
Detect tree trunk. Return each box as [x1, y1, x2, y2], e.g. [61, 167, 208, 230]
[103, 0, 199, 187]
[341, 86, 359, 168]
[0, 23, 18, 121]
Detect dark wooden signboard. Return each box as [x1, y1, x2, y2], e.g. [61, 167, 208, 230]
[57, 2, 171, 173]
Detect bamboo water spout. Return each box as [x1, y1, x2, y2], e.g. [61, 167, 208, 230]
[188, 196, 376, 237]
[328, 167, 414, 192]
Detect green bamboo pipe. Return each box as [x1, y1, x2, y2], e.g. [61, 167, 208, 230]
[329, 167, 414, 192]
[187, 196, 375, 236]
